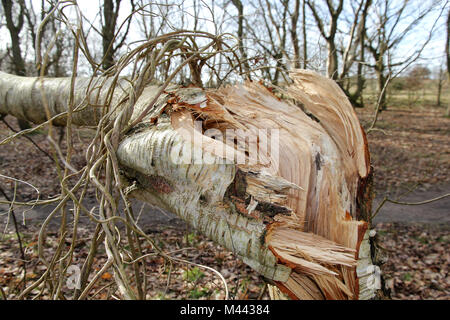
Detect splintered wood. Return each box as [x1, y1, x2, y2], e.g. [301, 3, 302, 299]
[0, 69, 380, 299]
[170, 70, 374, 300]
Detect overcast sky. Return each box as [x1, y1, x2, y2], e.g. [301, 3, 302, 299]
[1, 0, 448, 76]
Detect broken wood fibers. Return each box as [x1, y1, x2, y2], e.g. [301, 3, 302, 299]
[169, 70, 372, 300]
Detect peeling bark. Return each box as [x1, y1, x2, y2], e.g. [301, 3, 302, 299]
[0, 70, 385, 299]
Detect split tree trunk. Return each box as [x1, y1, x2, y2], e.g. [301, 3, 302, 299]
[0, 70, 385, 300]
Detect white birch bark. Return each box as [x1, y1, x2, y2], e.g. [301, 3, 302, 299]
[0, 70, 384, 300]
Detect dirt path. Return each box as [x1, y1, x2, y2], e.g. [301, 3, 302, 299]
[372, 183, 450, 225]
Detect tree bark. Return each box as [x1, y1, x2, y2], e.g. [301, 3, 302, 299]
[102, 0, 118, 70]
[307, 0, 343, 80]
[290, 0, 301, 69]
[101, 0, 135, 71]
[302, 0, 307, 69]
[2, 0, 32, 130]
[437, 68, 443, 107]
[327, 40, 338, 80]
[0, 70, 386, 300]
[375, 63, 387, 111]
[446, 8, 449, 79]
[2, 0, 27, 77]
[446, 8, 449, 116]
[231, 0, 251, 75]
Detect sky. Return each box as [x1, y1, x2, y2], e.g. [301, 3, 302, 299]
[1, 0, 449, 76]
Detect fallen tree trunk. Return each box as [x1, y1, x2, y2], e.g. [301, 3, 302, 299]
[0, 70, 384, 300]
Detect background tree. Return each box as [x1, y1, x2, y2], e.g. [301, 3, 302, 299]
[446, 7, 449, 115]
[243, 0, 289, 84]
[364, 0, 441, 111]
[2, 0, 26, 76]
[101, 0, 135, 71]
[404, 65, 431, 106]
[352, 0, 372, 107]
[335, 0, 372, 108]
[0, 0, 449, 301]
[302, 0, 307, 69]
[231, 0, 251, 75]
[23, 0, 71, 77]
[290, 0, 301, 68]
[306, 0, 343, 80]
[447, 7, 450, 78]
[436, 66, 445, 107]
[2, 0, 29, 130]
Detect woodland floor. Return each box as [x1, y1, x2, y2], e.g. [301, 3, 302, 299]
[0, 101, 449, 300]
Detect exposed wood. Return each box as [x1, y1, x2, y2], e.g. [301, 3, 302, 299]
[0, 69, 383, 299]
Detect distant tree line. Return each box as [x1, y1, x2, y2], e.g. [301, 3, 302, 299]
[0, 0, 448, 111]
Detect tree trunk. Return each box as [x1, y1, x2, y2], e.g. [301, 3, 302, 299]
[446, 8, 449, 116]
[436, 68, 443, 107]
[353, 0, 372, 108]
[376, 66, 387, 111]
[290, 0, 301, 69]
[354, 58, 365, 108]
[302, 0, 307, 69]
[327, 40, 338, 80]
[231, 0, 250, 75]
[102, 0, 118, 70]
[0, 70, 386, 300]
[2, 0, 26, 76]
[2, 0, 32, 130]
[446, 8, 449, 79]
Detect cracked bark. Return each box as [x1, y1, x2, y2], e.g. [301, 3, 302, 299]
[0, 70, 386, 299]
